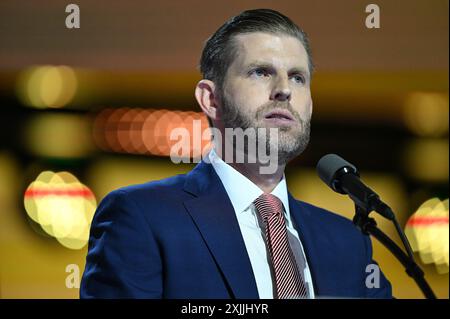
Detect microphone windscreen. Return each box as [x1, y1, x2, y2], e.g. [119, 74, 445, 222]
[316, 154, 357, 188]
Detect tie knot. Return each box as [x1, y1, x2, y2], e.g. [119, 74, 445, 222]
[253, 193, 284, 221]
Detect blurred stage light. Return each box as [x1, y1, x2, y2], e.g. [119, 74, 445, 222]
[405, 198, 449, 274]
[403, 92, 449, 137]
[403, 139, 449, 183]
[0, 152, 20, 209]
[16, 65, 78, 109]
[24, 171, 96, 250]
[92, 107, 211, 158]
[25, 113, 94, 158]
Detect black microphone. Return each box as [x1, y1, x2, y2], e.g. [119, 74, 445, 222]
[316, 154, 395, 220]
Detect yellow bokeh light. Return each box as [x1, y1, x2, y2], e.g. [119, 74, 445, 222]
[404, 92, 449, 137]
[25, 113, 94, 158]
[23, 171, 97, 250]
[405, 198, 449, 274]
[17, 65, 78, 109]
[403, 139, 449, 183]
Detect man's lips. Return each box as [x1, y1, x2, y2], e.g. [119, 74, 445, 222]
[263, 109, 296, 123]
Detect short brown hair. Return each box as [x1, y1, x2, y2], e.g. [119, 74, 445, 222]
[199, 8, 314, 127]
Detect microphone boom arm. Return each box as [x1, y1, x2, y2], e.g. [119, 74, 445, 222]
[353, 204, 436, 299]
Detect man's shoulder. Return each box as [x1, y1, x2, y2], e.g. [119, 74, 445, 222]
[120, 173, 187, 194]
[105, 160, 213, 202]
[103, 172, 191, 208]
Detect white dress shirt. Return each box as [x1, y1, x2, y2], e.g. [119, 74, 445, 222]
[208, 149, 315, 299]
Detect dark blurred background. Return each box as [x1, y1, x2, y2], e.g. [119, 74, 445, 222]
[0, 0, 448, 298]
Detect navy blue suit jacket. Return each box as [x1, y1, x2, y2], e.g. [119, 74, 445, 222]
[80, 160, 392, 298]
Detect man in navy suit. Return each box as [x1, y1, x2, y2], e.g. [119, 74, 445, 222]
[80, 9, 392, 299]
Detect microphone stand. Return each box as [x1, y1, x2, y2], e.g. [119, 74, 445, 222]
[352, 205, 436, 299]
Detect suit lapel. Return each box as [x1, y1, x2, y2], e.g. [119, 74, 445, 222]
[183, 161, 259, 298]
[288, 193, 325, 297]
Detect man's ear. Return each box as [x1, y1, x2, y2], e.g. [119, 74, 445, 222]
[195, 79, 219, 122]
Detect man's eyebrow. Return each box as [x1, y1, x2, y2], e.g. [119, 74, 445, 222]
[288, 67, 309, 75]
[245, 62, 274, 69]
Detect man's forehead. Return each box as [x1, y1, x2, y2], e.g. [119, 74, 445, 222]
[231, 32, 309, 70]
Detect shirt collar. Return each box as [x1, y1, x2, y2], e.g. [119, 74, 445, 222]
[208, 148, 291, 218]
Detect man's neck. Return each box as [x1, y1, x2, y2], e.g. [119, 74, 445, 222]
[214, 142, 285, 194]
[229, 161, 285, 194]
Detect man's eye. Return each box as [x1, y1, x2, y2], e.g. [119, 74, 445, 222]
[252, 68, 269, 77]
[292, 74, 305, 84]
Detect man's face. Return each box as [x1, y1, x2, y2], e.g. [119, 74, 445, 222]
[218, 32, 313, 164]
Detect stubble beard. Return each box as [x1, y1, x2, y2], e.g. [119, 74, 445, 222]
[219, 93, 311, 166]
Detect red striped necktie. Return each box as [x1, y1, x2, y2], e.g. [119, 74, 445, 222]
[253, 193, 308, 299]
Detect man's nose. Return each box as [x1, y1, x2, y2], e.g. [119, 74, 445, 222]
[270, 75, 291, 102]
